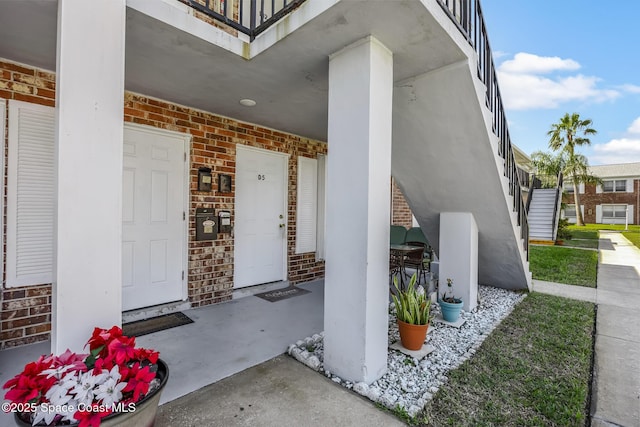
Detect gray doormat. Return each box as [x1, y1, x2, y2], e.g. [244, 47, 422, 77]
[254, 286, 310, 302]
[123, 312, 194, 337]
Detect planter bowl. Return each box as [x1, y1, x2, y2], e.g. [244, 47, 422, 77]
[15, 359, 169, 427]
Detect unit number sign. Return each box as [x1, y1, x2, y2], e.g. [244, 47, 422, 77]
[258, 174, 266, 181]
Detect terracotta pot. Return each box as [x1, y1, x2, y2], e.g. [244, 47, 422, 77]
[15, 359, 169, 427]
[397, 319, 429, 351]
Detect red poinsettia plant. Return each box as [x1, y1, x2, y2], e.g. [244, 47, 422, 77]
[3, 326, 160, 427]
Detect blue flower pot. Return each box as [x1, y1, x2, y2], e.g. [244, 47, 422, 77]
[440, 299, 463, 322]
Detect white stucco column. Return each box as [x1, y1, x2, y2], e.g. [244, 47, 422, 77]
[52, 0, 125, 353]
[438, 212, 478, 311]
[324, 36, 393, 384]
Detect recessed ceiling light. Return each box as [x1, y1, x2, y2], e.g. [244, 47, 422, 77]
[239, 98, 256, 107]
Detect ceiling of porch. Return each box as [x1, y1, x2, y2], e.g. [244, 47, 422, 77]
[0, 0, 470, 142]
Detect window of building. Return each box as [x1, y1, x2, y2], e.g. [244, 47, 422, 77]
[602, 205, 627, 219]
[564, 204, 576, 217]
[602, 179, 627, 192]
[563, 182, 574, 193]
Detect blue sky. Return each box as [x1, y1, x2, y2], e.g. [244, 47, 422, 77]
[480, 1, 640, 165]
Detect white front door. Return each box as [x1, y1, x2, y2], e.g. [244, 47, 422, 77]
[234, 146, 288, 288]
[122, 125, 187, 310]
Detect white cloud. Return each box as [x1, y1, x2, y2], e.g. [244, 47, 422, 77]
[620, 84, 640, 94]
[496, 52, 620, 110]
[628, 117, 640, 135]
[591, 117, 640, 164]
[591, 138, 640, 164]
[499, 52, 580, 74]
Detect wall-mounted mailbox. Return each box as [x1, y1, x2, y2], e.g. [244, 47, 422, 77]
[196, 208, 217, 241]
[218, 210, 231, 233]
[198, 167, 212, 192]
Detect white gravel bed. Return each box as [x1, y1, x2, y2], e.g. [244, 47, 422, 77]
[287, 285, 527, 417]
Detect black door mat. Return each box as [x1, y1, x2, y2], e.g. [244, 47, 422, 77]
[254, 286, 310, 302]
[123, 312, 194, 337]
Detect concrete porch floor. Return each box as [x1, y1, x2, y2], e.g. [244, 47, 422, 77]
[0, 280, 327, 425]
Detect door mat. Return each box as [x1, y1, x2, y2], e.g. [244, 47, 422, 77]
[123, 312, 194, 337]
[254, 286, 310, 302]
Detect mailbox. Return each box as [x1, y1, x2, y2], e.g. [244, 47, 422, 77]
[198, 167, 213, 192]
[196, 208, 217, 241]
[218, 210, 231, 233]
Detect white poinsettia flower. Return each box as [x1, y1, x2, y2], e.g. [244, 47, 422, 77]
[32, 404, 58, 426]
[45, 383, 73, 406]
[106, 365, 122, 382]
[60, 399, 79, 422]
[71, 371, 103, 405]
[41, 364, 71, 379]
[96, 377, 127, 407]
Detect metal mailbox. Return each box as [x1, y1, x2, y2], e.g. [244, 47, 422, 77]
[196, 208, 217, 241]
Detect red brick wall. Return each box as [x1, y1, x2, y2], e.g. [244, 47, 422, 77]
[562, 180, 640, 224]
[0, 59, 326, 348]
[391, 179, 413, 228]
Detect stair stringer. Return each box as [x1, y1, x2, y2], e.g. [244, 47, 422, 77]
[391, 59, 531, 291]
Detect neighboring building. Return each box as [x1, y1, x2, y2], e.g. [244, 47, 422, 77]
[0, 0, 530, 386]
[562, 162, 640, 225]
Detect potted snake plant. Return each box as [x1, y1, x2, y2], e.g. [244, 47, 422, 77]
[391, 273, 433, 350]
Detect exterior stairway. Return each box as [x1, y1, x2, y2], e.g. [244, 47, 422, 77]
[391, 2, 531, 291]
[528, 189, 558, 243]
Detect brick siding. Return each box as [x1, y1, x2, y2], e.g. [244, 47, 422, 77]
[562, 180, 640, 224]
[0, 59, 326, 349]
[391, 179, 413, 228]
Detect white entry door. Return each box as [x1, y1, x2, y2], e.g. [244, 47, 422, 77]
[234, 146, 288, 288]
[122, 125, 187, 310]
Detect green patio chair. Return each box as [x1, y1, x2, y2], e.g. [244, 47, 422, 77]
[390, 225, 407, 245]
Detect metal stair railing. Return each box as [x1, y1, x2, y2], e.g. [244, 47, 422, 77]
[437, 0, 529, 258]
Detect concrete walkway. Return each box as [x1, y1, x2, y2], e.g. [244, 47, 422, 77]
[533, 231, 640, 427]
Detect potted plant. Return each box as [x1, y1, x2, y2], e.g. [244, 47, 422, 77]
[391, 273, 433, 351]
[440, 278, 463, 322]
[3, 326, 168, 427]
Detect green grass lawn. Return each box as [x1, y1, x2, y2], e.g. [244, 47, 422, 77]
[418, 293, 595, 427]
[529, 246, 597, 287]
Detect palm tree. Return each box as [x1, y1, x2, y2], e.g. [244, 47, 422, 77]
[547, 113, 597, 226]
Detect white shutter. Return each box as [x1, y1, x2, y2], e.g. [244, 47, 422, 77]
[7, 100, 56, 287]
[315, 154, 327, 260]
[295, 156, 318, 254]
[595, 184, 602, 194]
[595, 205, 602, 223]
[627, 179, 633, 193]
[579, 183, 585, 194]
[629, 205, 635, 224]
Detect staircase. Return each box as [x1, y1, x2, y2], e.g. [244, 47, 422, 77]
[391, 1, 532, 291]
[528, 189, 558, 243]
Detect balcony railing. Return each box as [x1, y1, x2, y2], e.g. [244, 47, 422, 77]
[437, 0, 529, 257]
[181, 0, 306, 40]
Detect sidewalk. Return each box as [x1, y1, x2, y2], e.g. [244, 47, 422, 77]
[533, 231, 640, 427]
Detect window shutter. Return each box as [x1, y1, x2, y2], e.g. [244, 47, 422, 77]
[627, 179, 633, 193]
[295, 156, 318, 254]
[628, 205, 634, 224]
[579, 183, 585, 194]
[316, 154, 327, 260]
[7, 101, 56, 287]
